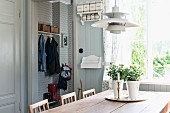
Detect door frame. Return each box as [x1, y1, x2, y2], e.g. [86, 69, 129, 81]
[26, 0, 39, 105]
[72, 0, 78, 96]
[20, 0, 29, 112]
[27, 0, 38, 104]
[20, 0, 39, 112]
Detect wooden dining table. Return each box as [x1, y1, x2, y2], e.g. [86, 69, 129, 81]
[42, 90, 170, 113]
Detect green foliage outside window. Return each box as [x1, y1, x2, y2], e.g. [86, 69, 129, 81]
[153, 51, 170, 77]
[131, 5, 146, 73]
[132, 42, 146, 67]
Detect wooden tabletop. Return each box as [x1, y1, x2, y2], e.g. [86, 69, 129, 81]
[42, 90, 170, 113]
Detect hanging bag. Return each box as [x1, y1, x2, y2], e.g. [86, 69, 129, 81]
[60, 64, 72, 80]
[58, 74, 67, 90]
[58, 64, 72, 90]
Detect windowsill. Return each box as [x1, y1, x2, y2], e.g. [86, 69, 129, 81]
[140, 78, 170, 85]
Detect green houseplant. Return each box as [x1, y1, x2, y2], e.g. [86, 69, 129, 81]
[107, 64, 126, 80]
[125, 65, 143, 81]
[125, 65, 144, 100]
[107, 64, 126, 98]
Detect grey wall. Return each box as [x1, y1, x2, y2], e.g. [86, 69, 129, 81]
[67, 5, 74, 94]
[52, 2, 74, 95]
[38, 2, 52, 24]
[123, 83, 170, 92]
[140, 84, 169, 92]
[75, 0, 104, 94]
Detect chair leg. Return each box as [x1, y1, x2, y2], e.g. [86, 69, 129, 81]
[77, 89, 80, 100]
[80, 80, 83, 99]
[80, 89, 83, 99]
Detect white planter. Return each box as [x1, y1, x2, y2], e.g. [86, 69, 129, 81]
[127, 81, 140, 100]
[112, 80, 124, 99]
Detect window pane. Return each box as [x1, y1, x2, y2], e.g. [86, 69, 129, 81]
[153, 41, 170, 77]
[131, 41, 147, 76]
[151, 0, 170, 78]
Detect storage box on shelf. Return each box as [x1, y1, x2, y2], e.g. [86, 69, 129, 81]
[38, 23, 48, 32]
[77, 3, 84, 13]
[90, 2, 96, 11]
[51, 26, 59, 34]
[77, 11, 102, 25]
[77, 1, 103, 25]
[38, 23, 42, 31]
[95, 1, 103, 11]
[38, 23, 59, 35]
[83, 2, 90, 12]
[46, 25, 51, 33]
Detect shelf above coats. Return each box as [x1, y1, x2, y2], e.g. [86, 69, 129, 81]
[38, 31, 60, 36]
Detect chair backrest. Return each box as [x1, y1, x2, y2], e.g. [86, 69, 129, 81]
[29, 99, 49, 113]
[82, 88, 96, 98]
[60, 92, 77, 105]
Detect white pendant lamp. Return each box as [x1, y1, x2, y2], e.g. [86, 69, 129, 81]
[91, 0, 139, 34]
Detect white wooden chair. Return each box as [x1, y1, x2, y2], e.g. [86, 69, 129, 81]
[29, 99, 49, 113]
[60, 92, 77, 105]
[82, 88, 96, 98]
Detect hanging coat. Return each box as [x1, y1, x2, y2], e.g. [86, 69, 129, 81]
[38, 34, 46, 72]
[45, 37, 61, 75]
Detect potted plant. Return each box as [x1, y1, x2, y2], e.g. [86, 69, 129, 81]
[125, 65, 144, 100]
[107, 64, 126, 98]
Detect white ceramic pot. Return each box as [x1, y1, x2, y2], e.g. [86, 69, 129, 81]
[112, 80, 124, 99]
[127, 81, 140, 100]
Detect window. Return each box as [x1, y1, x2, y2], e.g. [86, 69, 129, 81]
[104, 0, 170, 82]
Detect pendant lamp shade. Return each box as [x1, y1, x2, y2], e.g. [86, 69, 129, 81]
[91, 1, 139, 34]
[106, 25, 125, 34]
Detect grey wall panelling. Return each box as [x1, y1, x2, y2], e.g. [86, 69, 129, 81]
[140, 84, 170, 92]
[67, 5, 74, 93]
[155, 84, 161, 92]
[52, 3, 61, 98]
[38, 2, 52, 24]
[123, 83, 170, 92]
[52, 2, 74, 95]
[75, 0, 104, 94]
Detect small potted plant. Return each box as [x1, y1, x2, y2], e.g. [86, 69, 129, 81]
[107, 64, 126, 98]
[125, 65, 144, 100]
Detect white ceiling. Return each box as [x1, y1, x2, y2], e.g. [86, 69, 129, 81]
[34, 0, 71, 4]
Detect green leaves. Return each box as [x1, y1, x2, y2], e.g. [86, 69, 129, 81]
[125, 65, 143, 81]
[107, 64, 143, 81]
[107, 64, 126, 80]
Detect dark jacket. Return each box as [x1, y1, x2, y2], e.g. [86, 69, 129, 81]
[38, 34, 46, 72]
[45, 37, 61, 75]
